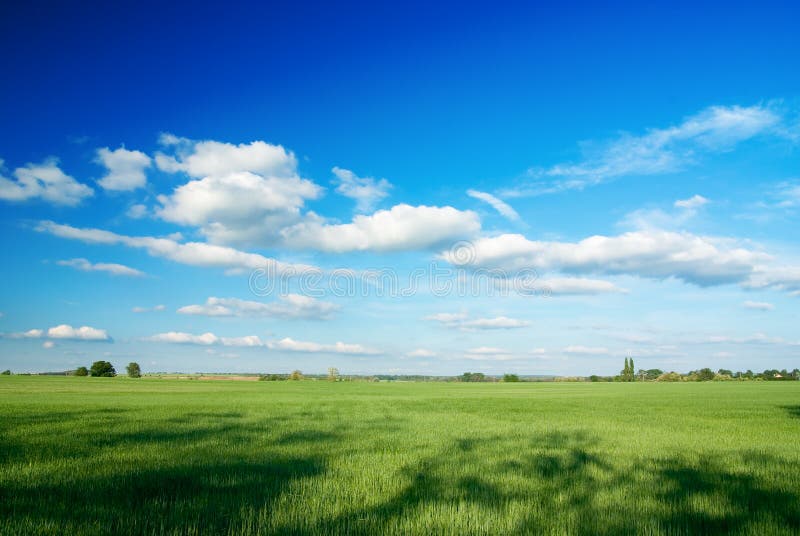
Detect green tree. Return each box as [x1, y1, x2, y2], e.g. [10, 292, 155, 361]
[289, 370, 303, 381]
[74, 366, 88, 377]
[327, 367, 339, 381]
[89, 361, 116, 377]
[696, 368, 715, 381]
[125, 362, 141, 378]
[1, 369, 11, 375]
[502, 373, 520, 382]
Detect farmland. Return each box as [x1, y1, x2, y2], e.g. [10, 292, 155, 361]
[1, 376, 799, 535]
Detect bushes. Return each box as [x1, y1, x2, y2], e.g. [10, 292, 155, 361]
[125, 362, 141, 378]
[502, 374, 520, 382]
[657, 372, 682, 382]
[74, 366, 88, 377]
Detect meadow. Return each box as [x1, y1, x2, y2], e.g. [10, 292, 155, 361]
[1, 376, 799, 535]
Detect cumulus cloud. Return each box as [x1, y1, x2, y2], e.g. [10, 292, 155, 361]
[154, 136, 321, 246]
[57, 258, 145, 277]
[177, 295, 338, 320]
[743, 300, 775, 311]
[503, 104, 784, 196]
[0, 158, 93, 206]
[267, 337, 379, 355]
[126, 204, 148, 219]
[37, 221, 316, 276]
[47, 324, 110, 341]
[620, 195, 710, 231]
[333, 167, 392, 212]
[466, 189, 521, 222]
[281, 204, 480, 252]
[494, 276, 627, 295]
[443, 230, 770, 287]
[425, 312, 529, 330]
[95, 147, 151, 191]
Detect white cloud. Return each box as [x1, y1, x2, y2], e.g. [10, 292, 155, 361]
[132, 305, 165, 313]
[406, 348, 437, 357]
[495, 276, 627, 295]
[426, 312, 529, 330]
[95, 147, 151, 191]
[504, 104, 783, 196]
[267, 337, 379, 355]
[42, 341, 55, 349]
[37, 221, 317, 276]
[154, 137, 321, 247]
[743, 300, 774, 311]
[177, 295, 338, 320]
[57, 258, 145, 277]
[126, 204, 148, 219]
[466, 189, 520, 222]
[0, 158, 93, 206]
[444, 230, 769, 287]
[220, 335, 264, 347]
[333, 167, 392, 212]
[155, 136, 298, 178]
[281, 204, 480, 252]
[563, 345, 609, 355]
[47, 324, 110, 341]
[147, 331, 220, 345]
[674, 195, 710, 210]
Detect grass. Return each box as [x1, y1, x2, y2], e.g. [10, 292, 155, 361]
[1, 377, 799, 535]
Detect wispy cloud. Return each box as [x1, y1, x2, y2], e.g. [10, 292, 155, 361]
[467, 189, 521, 222]
[333, 167, 392, 212]
[57, 258, 145, 277]
[501, 104, 785, 197]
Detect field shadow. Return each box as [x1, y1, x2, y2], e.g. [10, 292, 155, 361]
[781, 405, 800, 419]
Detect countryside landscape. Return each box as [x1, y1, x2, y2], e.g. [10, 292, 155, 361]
[2, 2, 800, 535]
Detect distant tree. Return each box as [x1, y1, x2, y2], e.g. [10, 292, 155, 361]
[717, 369, 733, 377]
[327, 367, 339, 381]
[644, 369, 663, 380]
[792, 369, 800, 380]
[620, 358, 635, 382]
[89, 361, 116, 377]
[74, 366, 88, 377]
[460, 372, 487, 382]
[1, 369, 11, 375]
[502, 373, 520, 382]
[289, 370, 303, 381]
[125, 362, 141, 378]
[696, 368, 715, 381]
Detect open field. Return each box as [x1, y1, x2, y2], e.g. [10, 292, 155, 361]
[1, 377, 799, 535]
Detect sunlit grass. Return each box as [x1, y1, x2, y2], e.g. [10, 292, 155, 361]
[1, 377, 799, 534]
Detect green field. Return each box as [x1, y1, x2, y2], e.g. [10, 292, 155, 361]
[1, 377, 799, 535]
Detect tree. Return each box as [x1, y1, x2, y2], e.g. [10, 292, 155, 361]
[620, 358, 635, 382]
[327, 367, 339, 381]
[126, 362, 141, 378]
[74, 366, 88, 377]
[89, 361, 116, 377]
[502, 373, 520, 382]
[289, 370, 303, 381]
[696, 368, 715, 381]
[1, 369, 10, 375]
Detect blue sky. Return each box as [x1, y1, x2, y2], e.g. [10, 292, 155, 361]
[1, 1, 799, 375]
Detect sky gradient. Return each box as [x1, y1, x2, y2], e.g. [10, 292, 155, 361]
[1, 1, 799, 375]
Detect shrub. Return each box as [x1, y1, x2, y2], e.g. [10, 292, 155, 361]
[657, 372, 682, 382]
[89, 361, 116, 377]
[289, 370, 303, 380]
[74, 366, 88, 377]
[1, 369, 11, 375]
[502, 374, 520, 382]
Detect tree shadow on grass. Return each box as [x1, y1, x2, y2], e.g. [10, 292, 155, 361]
[781, 405, 800, 419]
[289, 430, 800, 535]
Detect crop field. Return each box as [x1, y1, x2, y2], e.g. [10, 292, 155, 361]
[1, 377, 799, 535]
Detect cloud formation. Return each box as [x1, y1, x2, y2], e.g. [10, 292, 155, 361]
[57, 258, 145, 277]
[0, 159, 93, 206]
[267, 337, 379, 355]
[333, 167, 392, 212]
[467, 189, 521, 222]
[425, 312, 530, 330]
[177, 295, 338, 319]
[95, 147, 151, 191]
